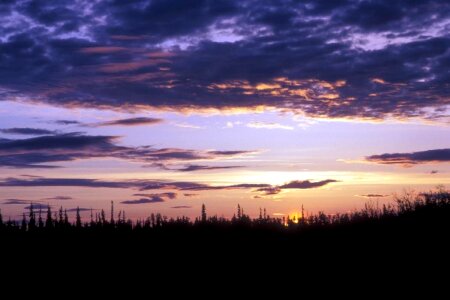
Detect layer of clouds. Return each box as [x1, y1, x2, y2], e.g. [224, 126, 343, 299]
[0, 176, 339, 195]
[366, 148, 450, 167]
[0, 1, 448, 121]
[0, 132, 255, 168]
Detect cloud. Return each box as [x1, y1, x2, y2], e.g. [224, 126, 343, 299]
[80, 47, 128, 54]
[53, 120, 82, 125]
[174, 164, 244, 172]
[0, 132, 255, 168]
[183, 193, 198, 197]
[172, 122, 203, 129]
[366, 149, 450, 167]
[24, 204, 51, 210]
[41, 196, 73, 201]
[171, 206, 192, 209]
[246, 122, 294, 130]
[255, 179, 338, 196]
[2, 199, 33, 205]
[94, 117, 164, 127]
[133, 192, 177, 200]
[357, 194, 390, 198]
[279, 179, 339, 189]
[0, 128, 57, 135]
[0, 177, 141, 189]
[0, 176, 338, 198]
[256, 187, 281, 196]
[0, 1, 448, 122]
[121, 197, 165, 204]
[65, 207, 92, 212]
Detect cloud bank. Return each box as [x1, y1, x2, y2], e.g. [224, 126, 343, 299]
[0, 0, 448, 121]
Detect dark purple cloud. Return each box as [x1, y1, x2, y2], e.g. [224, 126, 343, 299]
[2, 199, 34, 205]
[121, 197, 165, 204]
[53, 120, 82, 125]
[366, 149, 450, 166]
[0, 0, 448, 121]
[65, 207, 92, 212]
[0, 176, 339, 195]
[0, 132, 255, 168]
[255, 179, 338, 196]
[279, 179, 339, 189]
[171, 206, 192, 209]
[94, 117, 164, 127]
[0, 128, 57, 135]
[133, 192, 177, 199]
[24, 204, 51, 210]
[41, 196, 73, 201]
[256, 187, 281, 196]
[174, 164, 244, 172]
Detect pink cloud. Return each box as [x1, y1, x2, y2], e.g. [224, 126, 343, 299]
[80, 47, 128, 54]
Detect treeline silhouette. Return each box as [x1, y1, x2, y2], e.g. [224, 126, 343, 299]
[1, 188, 449, 232]
[1, 187, 450, 271]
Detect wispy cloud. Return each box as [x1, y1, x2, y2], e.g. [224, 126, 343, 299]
[172, 164, 244, 172]
[356, 194, 390, 198]
[93, 117, 164, 127]
[247, 122, 294, 130]
[172, 122, 203, 129]
[41, 196, 73, 201]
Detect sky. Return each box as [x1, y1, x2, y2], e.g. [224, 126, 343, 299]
[0, 0, 449, 221]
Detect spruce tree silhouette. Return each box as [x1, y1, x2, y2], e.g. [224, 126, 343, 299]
[76, 207, 82, 228]
[64, 209, 69, 227]
[21, 213, 27, 231]
[110, 201, 114, 225]
[46, 206, 53, 228]
[201, 204, 207, 223]
[28, 203, 36, 230]
[100, 209, 106, 224]
[38, 208, 44, 229]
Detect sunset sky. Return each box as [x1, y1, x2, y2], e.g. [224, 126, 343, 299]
[0, 0, 449, 221]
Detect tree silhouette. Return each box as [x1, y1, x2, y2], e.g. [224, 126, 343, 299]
[38, 208, 44, 229]
[76, 207, 82, 228]
[201, 204, 207, 223]
[28, 203, 36, 230]
[46, 206, 53, 228]
[110, 201, 114, 225]
[21, 213, 27, 231]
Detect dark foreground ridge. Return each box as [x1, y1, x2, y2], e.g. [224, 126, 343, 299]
[1, 188, 450, 272]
